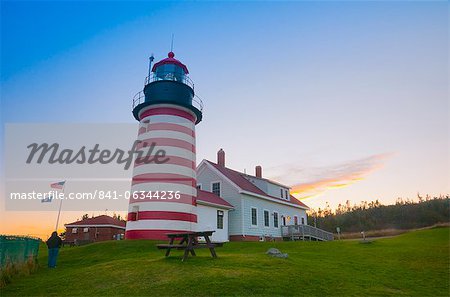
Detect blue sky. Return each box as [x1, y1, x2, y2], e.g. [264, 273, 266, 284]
[1, 0, 448, 225]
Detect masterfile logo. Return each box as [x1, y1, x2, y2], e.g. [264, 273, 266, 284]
[4, 123, 173, 211]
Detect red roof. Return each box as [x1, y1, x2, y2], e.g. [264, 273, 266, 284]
[205, 160, 309, 209]
[197, 189, 233, 208]
[65, 215, 126, 228]
[151, 52, 189, 74]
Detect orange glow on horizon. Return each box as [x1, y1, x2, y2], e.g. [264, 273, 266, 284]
[290, 154, 391, 200]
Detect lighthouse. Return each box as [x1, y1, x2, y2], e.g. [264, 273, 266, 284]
[125, 52, 202, 239]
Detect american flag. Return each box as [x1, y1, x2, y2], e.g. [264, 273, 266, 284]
[41, 194, 53, 203]
[50, 181, 65, 190]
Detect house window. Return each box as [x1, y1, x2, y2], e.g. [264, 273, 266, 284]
[280, 189, 284, 198]
[294, 216, 298, 225]
[273, 212, 279, 228]
[217, 210, 224, 229]
[251, 208, 257, 226]
[212, 182, 221, 197]
[72, 228, 78, 234]
[196, 184, 202, 190]
[264, 210, 270, 227]
[301, 217, 305, 225]
[83, 227, 89, 233]
[285, 190, 288, 199]
[282, 216, 286, 226]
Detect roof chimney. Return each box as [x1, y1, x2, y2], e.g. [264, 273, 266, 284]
[255, 165, 262, 178]
[217, 149, 225, 167]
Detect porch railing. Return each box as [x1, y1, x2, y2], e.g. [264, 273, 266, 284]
[281, 225, 334, 241]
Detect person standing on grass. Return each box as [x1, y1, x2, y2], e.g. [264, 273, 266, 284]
[46, 231, 62, 268]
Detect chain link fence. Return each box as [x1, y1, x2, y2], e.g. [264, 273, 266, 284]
[0, 235, 40, 269]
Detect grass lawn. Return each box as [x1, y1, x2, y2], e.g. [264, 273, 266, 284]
[1, 227, 449, 296]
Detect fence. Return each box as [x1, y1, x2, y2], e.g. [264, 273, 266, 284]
[0, 235, 40, 269]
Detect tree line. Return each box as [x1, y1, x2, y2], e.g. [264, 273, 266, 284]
[307, 194, 449, 233]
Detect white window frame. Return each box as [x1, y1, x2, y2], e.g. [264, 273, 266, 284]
[83, 227, 89, 233]
[251, 207, 258, 227]
[196, 184, 202, 190]
[273, 211, 279, 228]
[301, 217, 305, 225]
[280, 188, 284, 198]
[211, 181, 221, 197]
[217, 210, 224, 230]
[263, 209, 270, 228]
[294, 216, 299, 225]
[72, 228, 78, 234]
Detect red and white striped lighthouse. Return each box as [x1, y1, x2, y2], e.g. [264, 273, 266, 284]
[125, 52, 202, 240]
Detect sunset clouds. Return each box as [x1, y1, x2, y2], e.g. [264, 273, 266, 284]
[270, 153, 392, 200]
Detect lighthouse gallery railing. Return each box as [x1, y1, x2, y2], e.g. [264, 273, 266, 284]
[132, 72, 202, 111]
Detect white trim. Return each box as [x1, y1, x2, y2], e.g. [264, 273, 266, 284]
[273, 211, 279, 228]
[196, 183, 202, 190]
[201, 160, 242, 192]
[240, 190, 308, 210]
[263, 209, 270, 228]
[241, 199, 245, 237]
[216, 209, 225, 230]
[210, 180, 222, 197]
[251, 207, 258, 227]
[196, 161, 208, 176]
[65, 224, 126, 229]
[196, 200, 233, 210]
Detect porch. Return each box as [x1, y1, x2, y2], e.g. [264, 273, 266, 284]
[281, 225, 334, 241]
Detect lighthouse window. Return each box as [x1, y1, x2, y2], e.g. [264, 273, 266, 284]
[131, 205, 139, 221]
[217, 210, 224, 229]
[212, 182, 221, 197]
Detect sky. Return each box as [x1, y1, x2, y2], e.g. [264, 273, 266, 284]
[1, 1, 448, 238]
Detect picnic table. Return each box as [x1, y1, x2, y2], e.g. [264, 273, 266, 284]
[157, 231, 223, 261]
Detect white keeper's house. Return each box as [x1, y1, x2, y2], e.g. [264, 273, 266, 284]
[196, 149, 309, 242]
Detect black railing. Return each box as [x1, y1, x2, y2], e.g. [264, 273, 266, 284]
[132, 90, 203, 111]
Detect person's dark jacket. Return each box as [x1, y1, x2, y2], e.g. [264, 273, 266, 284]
[46, 232, 62, 249]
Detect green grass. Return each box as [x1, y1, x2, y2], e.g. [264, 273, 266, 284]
[1, 227, 449, 296]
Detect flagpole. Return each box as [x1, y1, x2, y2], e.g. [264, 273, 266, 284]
[55, 181, 66, 232]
